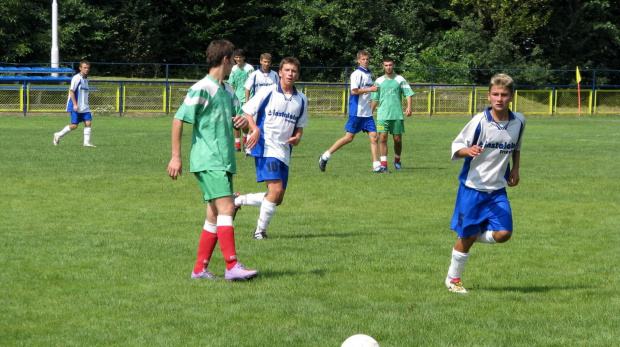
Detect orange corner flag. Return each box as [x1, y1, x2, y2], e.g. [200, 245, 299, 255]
[576, 66, 582, 84]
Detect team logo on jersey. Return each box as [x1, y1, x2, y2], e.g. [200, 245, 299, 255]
[267, 109, 298, 124]
[479, 141, 516, 154]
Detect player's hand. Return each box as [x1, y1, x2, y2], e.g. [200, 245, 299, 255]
[232, 115, 248, 129]
[245, 130, 260, 150]
[167, 157, 182, 180]
[73, 105, 78, 112]
[369, 86, 379, 92]
[286, 136, 301, 146]
[507, 169, 520, 187]
[468, 145, 483, 157]
[405, 107, 412, 117]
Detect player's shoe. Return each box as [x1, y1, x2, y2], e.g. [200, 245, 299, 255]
[394, 161, 402, 170]
[318, 156, 328, 172]
[191, 269, 220, 280]
[253, 228, 269, 240]
[232, 192, 242, 220]
[445, 276, 468, 293]
[224, 262, 258, 281]
[373, 166, 390, 173]
[83, 143, 97, 147]
[53, 133, 60, 146]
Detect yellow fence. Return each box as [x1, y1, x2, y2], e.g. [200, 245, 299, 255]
[2, 82, 618, 116]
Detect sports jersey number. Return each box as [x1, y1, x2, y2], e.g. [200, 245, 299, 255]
[267, 162, 279, 173]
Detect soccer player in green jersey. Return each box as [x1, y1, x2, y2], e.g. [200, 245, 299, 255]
[167, 40, 258, 281]
[370, 57, 414, 171]
[228, 49, 255, 151]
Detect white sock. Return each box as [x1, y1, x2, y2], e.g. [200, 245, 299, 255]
[83, 127, 92, 144]
[257, 199, 276, 231]
[380, 156, 387, 162]
[447, 248, 469, 280]
[235, 138, 241, 144]
[58, 125, 72, 137]
[321, 151, 331, 161]
[236, 192, 266, 207]
[476, 230, 496, 244]
[203, 220, 217, 234]
[373, 161, 381, 169]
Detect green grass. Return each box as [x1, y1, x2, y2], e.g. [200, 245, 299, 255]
[1, 114, 618, 346]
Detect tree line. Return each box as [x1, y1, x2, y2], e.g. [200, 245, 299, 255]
[1, 0, 618, 84]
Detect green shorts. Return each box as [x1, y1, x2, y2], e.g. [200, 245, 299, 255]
[194, 170, 234, 202]
[376, 119, 405, 135]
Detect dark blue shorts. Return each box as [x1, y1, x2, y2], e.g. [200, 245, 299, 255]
[255, 157, 289, 189]
[344, 115, 376, 134]
[70, 112, 92, 124]
[450, 184, 513, 238]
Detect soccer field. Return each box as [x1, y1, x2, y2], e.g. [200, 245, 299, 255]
[1, 114, 618, 346]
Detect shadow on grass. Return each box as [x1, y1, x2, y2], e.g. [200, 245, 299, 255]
[479, 285, 592, 293]
[258, 268, 326, 279]
[277, 231, 373, 239]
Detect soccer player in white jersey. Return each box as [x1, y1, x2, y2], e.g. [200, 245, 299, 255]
[370, 57, 414, 171]
[53, 60, 96, 147]
[318, 50, 383, 173]
[243, 53, 279, 156]
[445, 74, 526, 293]
[234, 57, 308, 240]
[228, 49, 255, 151]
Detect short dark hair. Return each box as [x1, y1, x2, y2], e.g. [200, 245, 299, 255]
[382, 57, 394, 64]
[279, 57, 301, 71]
[79, 60, 90, 67]
[205, 40, 235, 69]
[233, 49, 246, 57]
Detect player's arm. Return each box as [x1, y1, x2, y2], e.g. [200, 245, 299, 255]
[370, 100, 378, 114]
[405, 96, 412, 117]
[245, 89, 251, 103]
[286, 128, 303, 146]
[167, 118, 184, 180]
[508, 150, 521, 187]
[351, 85, 378, 95]
[244, 112, 260, 149]
[69, 90, 78, 111]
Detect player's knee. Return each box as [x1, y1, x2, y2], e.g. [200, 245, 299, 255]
[495, 230, 512, 243]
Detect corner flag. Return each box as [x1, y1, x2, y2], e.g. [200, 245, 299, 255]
[576, 66, 582, 84]
[576, 66, 582, 115]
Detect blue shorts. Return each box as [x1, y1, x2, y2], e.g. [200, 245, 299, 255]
[344, 116, 377, 134]
[70, 112, 92, 124]
[450, 184, 513, 238]
[255, 157, 289, 189]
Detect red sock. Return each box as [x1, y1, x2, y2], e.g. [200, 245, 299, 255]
[235, 142, 241, 150]
[217, 226, 238, 270]
[193, 230, 218, 274]
[394, 157, 401, 163]
[242, 136, 247, 144]
[381, 160, 387, 167]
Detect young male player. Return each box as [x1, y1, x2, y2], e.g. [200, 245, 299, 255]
[370, 57, 414, 171]
[243, 53, 279, 156]
[228, 49, 254, 151]
[234, 57, 308, 240]
[53, 60, 96, 147]
[167, 40, 258, 281]
[318, 50, 383, 173]
[445, 74, 525, 293]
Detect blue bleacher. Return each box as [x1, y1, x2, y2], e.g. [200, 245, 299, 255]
[0, 66, 73, 82]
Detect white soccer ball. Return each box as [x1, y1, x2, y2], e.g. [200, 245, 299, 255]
[341, 334, 380, 347]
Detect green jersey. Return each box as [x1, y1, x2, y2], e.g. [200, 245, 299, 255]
[228, 63, 255, 104]
[174, 75, 239, 173]
[371, 74, 414, 120]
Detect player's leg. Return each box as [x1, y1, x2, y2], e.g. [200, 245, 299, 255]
[253, 158, 289, 239]
[378, 132, 388, 168]
[83, 115, 95, 147]
[392, 120, 404, 170]
[445, 184, 488, 293]
[477, 192, 513, 244]
[191, 202, 220, 279]
[53, 113, 80, 145]
[195, 171, 258, 280]
[319, 131, 355, 171]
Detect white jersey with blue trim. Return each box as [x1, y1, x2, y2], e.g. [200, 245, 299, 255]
[242, 84, 308, 166]
[243, 68, 279, 96]
[451, 107, 525, 192]
[348, 67, 374, 117]
[66, 73, 90, 112]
